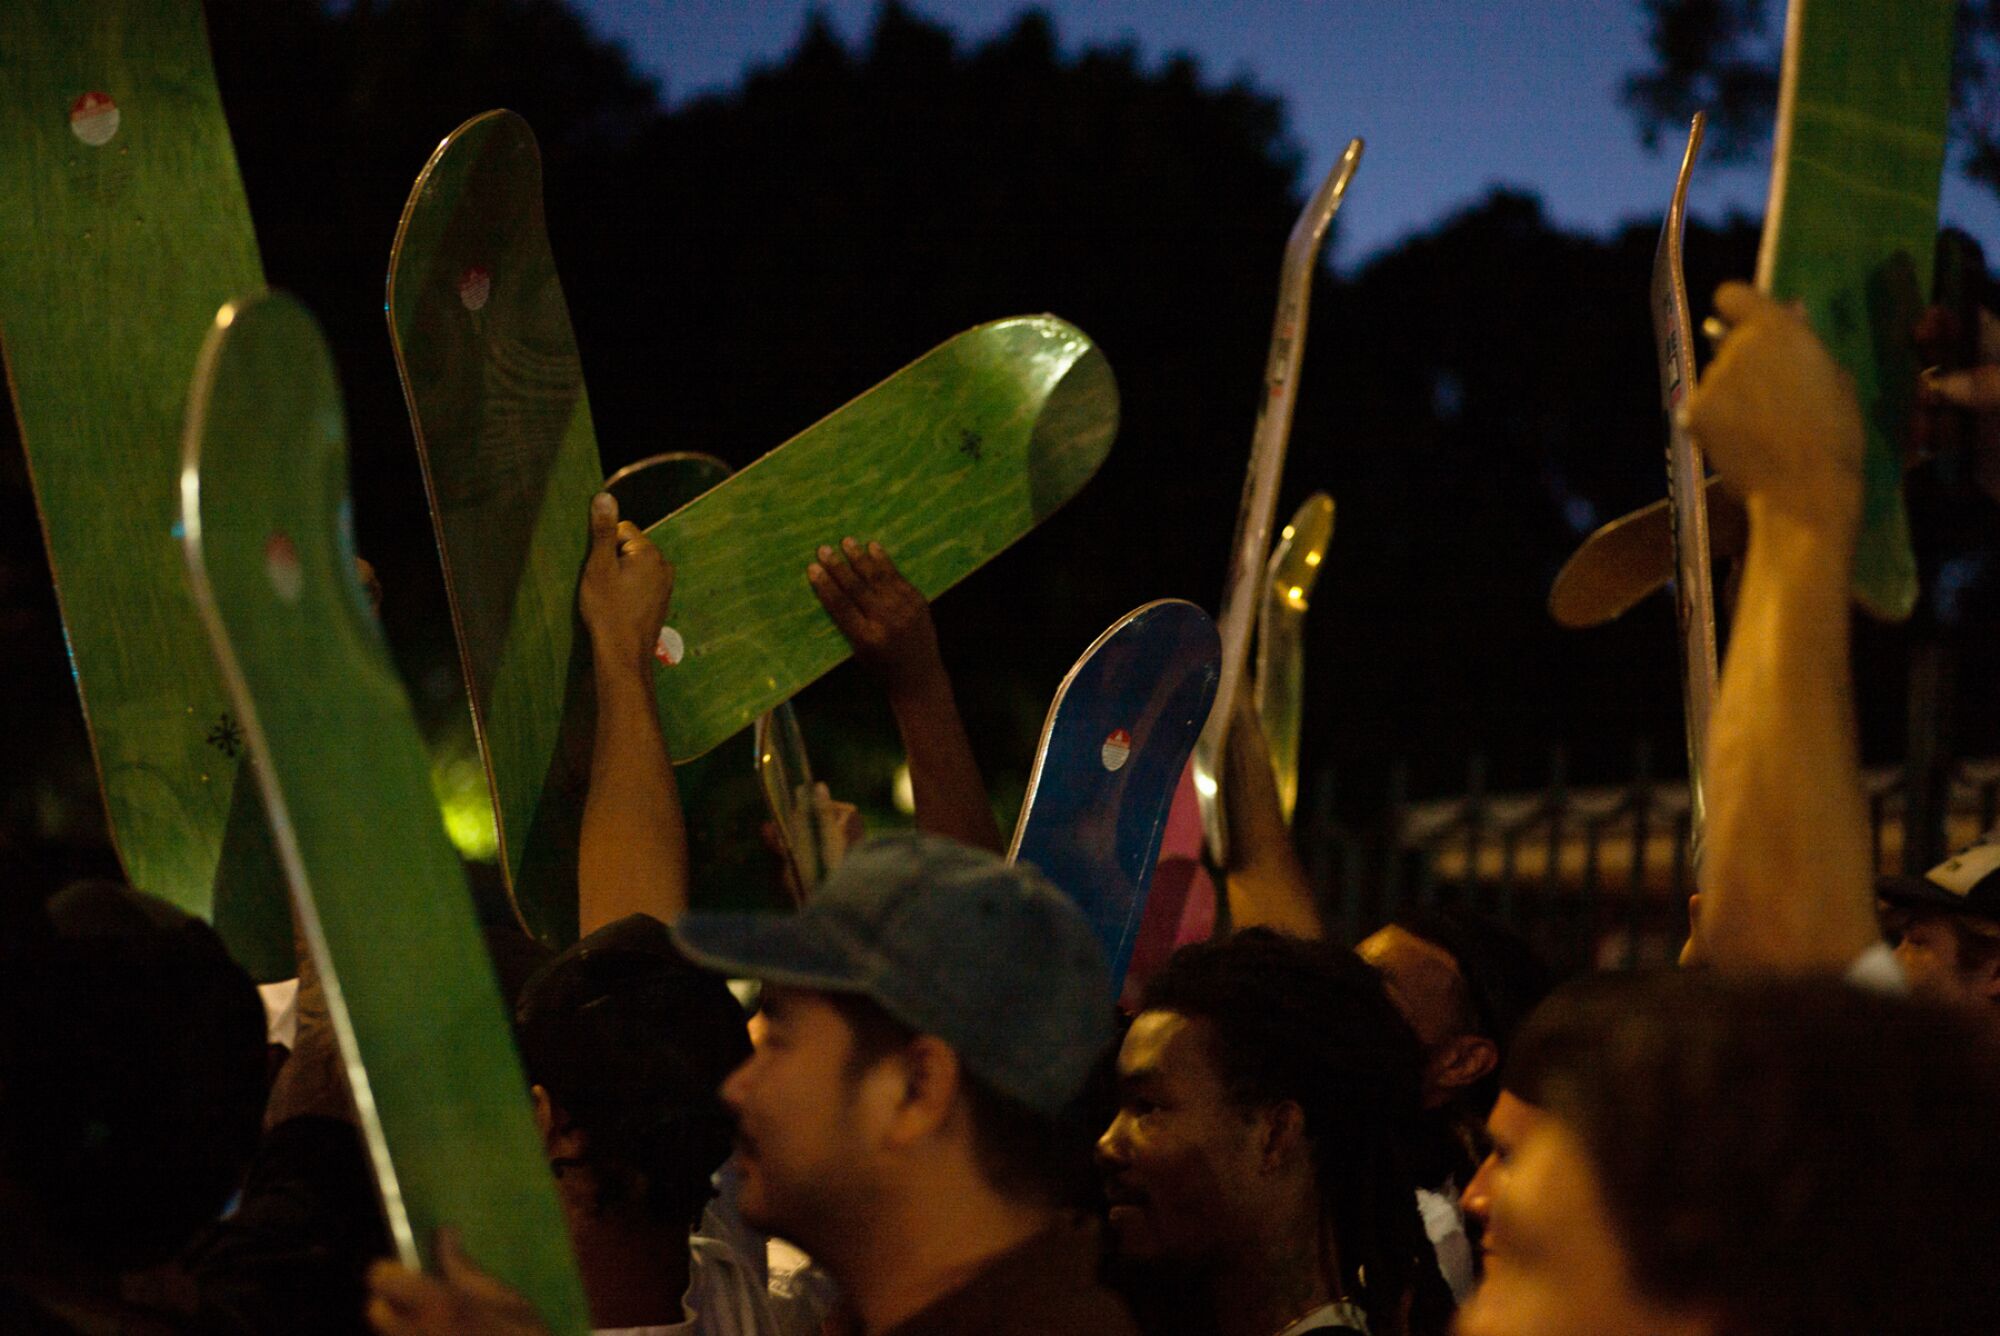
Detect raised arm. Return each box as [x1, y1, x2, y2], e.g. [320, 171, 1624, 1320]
[809, 538, 1003, 854]
[1220, 696, 1323, 939]
[577, 492, 689, 932]
[1681, 283, 1878, 972]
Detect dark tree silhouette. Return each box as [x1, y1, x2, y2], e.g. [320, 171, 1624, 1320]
[1624, 0, 2000, 193]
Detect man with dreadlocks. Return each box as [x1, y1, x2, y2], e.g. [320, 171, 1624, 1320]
[1096, 929, 1450, 1336]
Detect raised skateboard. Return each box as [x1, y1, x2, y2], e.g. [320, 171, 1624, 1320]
[1547, 479, 1747, 628]
[1653, 112, 1722, 868]
[1755, 0, 1954, 620]
[390, 113, 1117, 944]
[1010, 600, 1219, 996]
[1254, 492, 1334, 826]
[0, 0, 293, 977]
[180, 291, 589, 1330]
[606, 450, 826, 906]
[1191, 140, 1362, 861]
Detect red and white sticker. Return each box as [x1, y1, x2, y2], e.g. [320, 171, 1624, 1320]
[655, 625, 684, 667]
[69, 92, 120, 147]
[265, 532, 302, 603]
[458, 266, 492, 312]
[1101, 728, 1132, 772]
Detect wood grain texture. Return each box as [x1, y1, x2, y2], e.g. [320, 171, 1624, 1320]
[0, 0, 291, 974]
[387, 110, 605, 943]
[182, 292, 589, 1333]
[1010, 600, 1218, 994]
[389, 111, 1117, 943]
[1759, 0, 1954, 620]
[646, 315, 1117, 758]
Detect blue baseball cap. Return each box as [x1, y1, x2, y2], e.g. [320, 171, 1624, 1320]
[671, 832, 1113, 1116]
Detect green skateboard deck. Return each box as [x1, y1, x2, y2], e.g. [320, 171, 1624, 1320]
[181, 291, 588, 1332]
[607, 451, 825, 906]
[1757, 0, 1954, 620]
[390, 112, 1116, 943]
[0, 0, 292, 976]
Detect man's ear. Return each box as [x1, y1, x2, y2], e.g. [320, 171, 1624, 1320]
[880, 1035, 962, 1148]
[1258, 1099, 1308, 1173]
[531, 1084, 587, 1160]
[1428, 1034, 1499, 1097]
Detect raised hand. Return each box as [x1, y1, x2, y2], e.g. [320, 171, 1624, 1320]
[808, 537, 944, 699]
[1683, 283, 1865, 529]
[579, 491, 674, 676]
[808, 537, 1001, 853]
[365, 1230, 553, 1336]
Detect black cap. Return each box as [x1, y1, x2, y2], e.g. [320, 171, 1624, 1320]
[513, 914, 750, 1224]
[1878, 834, 2000, 924]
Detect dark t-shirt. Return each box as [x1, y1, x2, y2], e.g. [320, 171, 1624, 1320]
[835, 1213, 1138, 1336]
[179, 1115, 391, 1335]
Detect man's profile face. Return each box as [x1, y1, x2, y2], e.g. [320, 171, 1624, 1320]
[1883, 903, 2000, 1006]
[720, 985, 878, 1245]
[1096, 1009, 1262, 1264]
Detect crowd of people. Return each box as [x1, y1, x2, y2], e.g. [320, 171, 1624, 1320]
[7, 280, 2000, 1336]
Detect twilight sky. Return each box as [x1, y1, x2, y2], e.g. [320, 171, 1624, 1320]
[571, 0, 2000, 271]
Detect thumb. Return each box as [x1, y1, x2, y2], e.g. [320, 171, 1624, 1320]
[589, 492, 619, 556]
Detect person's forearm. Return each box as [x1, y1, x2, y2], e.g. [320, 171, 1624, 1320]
[578, 647, 689, 932]
[1221, 714, 1322, 938]
[1701, 496, 1877, 972]
[889, 666, 1004, 854]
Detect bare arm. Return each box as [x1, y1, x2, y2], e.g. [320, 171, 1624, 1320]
[810, 538, 1004, 854]
[577, 492, 689, 932]
[1220, 697, 1323, 939]
[1682, 283, 1878, 972]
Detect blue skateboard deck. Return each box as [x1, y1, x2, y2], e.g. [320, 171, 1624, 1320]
[1009, 600, 1220, 994]
[180, 291, 589, 1330]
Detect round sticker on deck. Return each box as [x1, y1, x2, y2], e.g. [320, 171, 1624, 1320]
[458, 266, 492, 311]
[1101, 728, 1133, 772]
[655, 626, 684, 667]
[265, 533, 302, 603]
[70, 92, 120, 147]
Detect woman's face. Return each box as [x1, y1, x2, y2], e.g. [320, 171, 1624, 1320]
[1452, 1116, 1715, 1336]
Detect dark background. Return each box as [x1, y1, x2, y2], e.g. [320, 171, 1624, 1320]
[5, 0, 1999, 878]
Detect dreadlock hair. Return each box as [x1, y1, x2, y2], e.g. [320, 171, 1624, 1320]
[1142, 928, 1442, 1336]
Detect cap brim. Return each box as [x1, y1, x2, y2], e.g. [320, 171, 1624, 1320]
[670, 911, 874, 993]
[1876, 874, 1986, 916]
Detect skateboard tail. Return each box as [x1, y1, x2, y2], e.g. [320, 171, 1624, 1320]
[1654, 112, 1720, 869]
[1193, 139, 1363, 862]
[1011, 600, 1220, 994]
[1255, 492, 1335, 825]
[645, 315, 1118, 763]
[180, 296, 419, 1269]
[180, 292, 589, 1330]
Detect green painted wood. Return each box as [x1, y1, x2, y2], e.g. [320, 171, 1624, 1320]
[1758, 0, 1955, 620]
[181, 292, 589, 1333]
[388, 112, 1116, 943]
[0, 0, 291, 976]
[646, 315, 1117, 757]
[387, 109, 607, 944]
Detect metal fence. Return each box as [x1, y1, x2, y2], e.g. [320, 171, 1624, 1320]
[1298, 748, 2000, 975]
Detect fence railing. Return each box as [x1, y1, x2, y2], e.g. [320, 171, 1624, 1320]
[1297, 748, 2000, 974]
